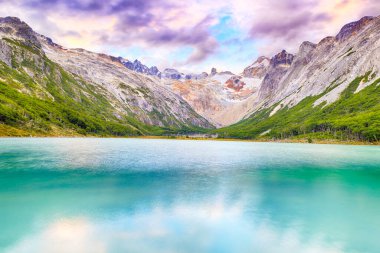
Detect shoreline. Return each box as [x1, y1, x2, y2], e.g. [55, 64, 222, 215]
[0, 134, 379, 146]
[135, 136, 380, 146]
[1, 124, 378, 146]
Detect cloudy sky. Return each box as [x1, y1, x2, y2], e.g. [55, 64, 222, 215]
[0, 0, 379, 73]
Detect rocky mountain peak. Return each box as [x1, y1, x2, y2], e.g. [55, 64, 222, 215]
[270, 50, 294, 68]
[0, 16, 24, 26]
[316, 36, 337, 53]
[318, 36, 336, 45]
[0, 16, 41, 49]
[219, 70, 235, 75]
[297, 41, 317, 64]
[117, 58, 208, 80]
[210, 67, 217, 76]
[117, 57, 161, 78]
[299, 41, 316, 54]
[132, 59, 149, 73]
[288, 41, 316, 67]
[163, 68, 183, 80]
[243, 56, 270, 78]
[336, 16, 375, 42]
[148, 66, 161, 77]
[39, 34, 61, 48]
[256, 56, 270, 62]
[185, 72, 209, 80]
[163, 68, 210, 80]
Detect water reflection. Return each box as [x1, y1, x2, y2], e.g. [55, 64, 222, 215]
[1, 138, 380, 253]
[5, 201, 345, 253]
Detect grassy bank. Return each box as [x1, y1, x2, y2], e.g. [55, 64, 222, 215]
[214, 73, 380, 143]
[1, 126, 379, 146]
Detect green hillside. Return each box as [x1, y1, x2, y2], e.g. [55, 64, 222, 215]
[0, 38, 200, 137]
[215, 73, 380, 143]
[1, 36, 379, 142]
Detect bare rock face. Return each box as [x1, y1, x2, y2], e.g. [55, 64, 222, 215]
[0, 17, 41, 49]
[41, 46, 213, 128]
[258, 50, 294, 99]
[297, 41, 316, 64]
[1, 15, 379, 130]
[225, 76, 246, 91]
[271, 50, 294, 67]
[163, 68, 183, 80]
[0, 39, 12, 66]
[243, 56, 270, 78]
[210, 67, 217, 76]
[336, 16, 375, 42]
[0, 16, 213, 129]
[0, 17, 47, 70]
[167, 15, 379, 127]
[167, 71, 263, 127]
[249, 15, 380, 117]
[118, 58, 162, 78]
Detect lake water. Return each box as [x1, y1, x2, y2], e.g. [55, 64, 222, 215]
[0, 138, 379, 253]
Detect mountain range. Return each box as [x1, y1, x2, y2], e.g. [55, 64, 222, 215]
[0, 15, 379, 142]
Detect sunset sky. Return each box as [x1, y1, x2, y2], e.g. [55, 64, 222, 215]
[1, 0, 379, 73]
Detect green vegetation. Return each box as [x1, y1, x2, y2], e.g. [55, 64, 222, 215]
[0, 61, 147, 136]
[215, 72, 380, 143]
[2, 38, 41, 55]
[1, 38, 379, 143]
[0, 39, 203, 137]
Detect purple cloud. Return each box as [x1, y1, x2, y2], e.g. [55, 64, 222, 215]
[25, 0, 103, 12]
[19, 0, 218, 63]
[2, 0, 379, 71]
[245, 0, 339, 56]
[250, 12, 332, 41]
[142, 17, 218, 63]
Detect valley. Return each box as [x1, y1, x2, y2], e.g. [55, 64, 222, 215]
[0, 15, 379, 143]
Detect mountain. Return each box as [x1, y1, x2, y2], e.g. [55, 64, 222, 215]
[0, 15, 379, 142]
[117, 56, 210, 81]
[242, 56, 270, 78]
[0, 17, 213, 136]
[118, 58, 162, 78]
[161, 68, 209, 80]
[166, 70, 263, 127]
[160, 15, 379, 142]
[210, 68, 217, 76]
[216, 16, 380, 142]
[257, 50, 294, 100]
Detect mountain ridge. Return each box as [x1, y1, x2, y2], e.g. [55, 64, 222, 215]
[0, 16, 214, 136]
[215, 15, 380, 142]
[0, 15, 379, 142]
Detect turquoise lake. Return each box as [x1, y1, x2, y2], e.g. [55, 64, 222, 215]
[0, 138, 380, 253]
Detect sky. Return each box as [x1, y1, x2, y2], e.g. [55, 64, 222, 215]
[0, 0, 379, 73]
